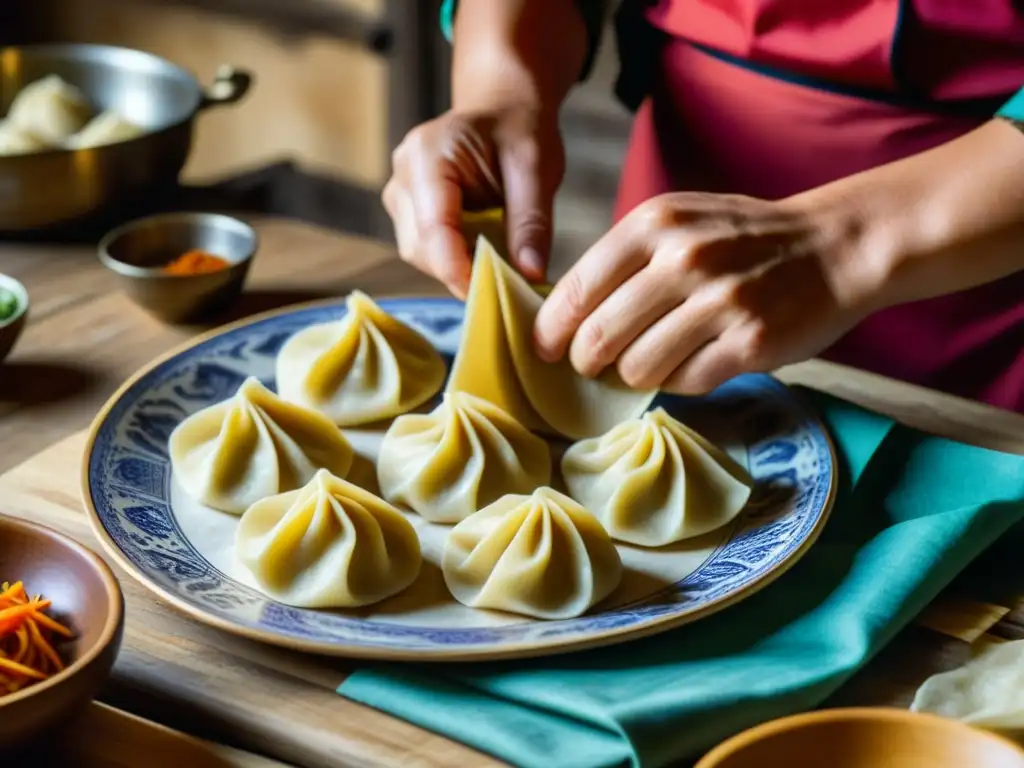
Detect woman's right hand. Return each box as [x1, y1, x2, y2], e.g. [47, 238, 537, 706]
[382, 105, 566, 298]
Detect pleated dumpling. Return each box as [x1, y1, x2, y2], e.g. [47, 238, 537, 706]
[276, 290, 447, 426]
[169, 377, 353, 514]
[446, 236, 656, 440]
[377, 391, 551, 523]
[442, 487, 622, 619]
[236, 469, 421, 608]
[561, 407, 753, 546]
[7, 75, 92, 145]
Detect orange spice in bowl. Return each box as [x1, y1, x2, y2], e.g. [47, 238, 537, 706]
[162, 249, 230, 276]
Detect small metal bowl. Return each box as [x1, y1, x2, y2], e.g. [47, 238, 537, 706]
[98, 212, 257, 324]
[0, 273, 29, 364]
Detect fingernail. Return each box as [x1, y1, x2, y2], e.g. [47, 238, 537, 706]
[518, 247, 545, 279]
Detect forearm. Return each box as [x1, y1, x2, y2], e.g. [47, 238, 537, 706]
[793, 119, 1024, 310]
[451, 0, 588, 114]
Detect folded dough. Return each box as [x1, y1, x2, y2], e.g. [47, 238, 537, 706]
[443, 487, 622, 619]
[67, 110, 144, 149]
[7, 75, 92, 145]
[276, 290, 447, 426]
[377, 391, 551, 523]
[446, 236, 656, 440]
[169, 377, 353, 514]
[562, 407, 753, 546]
[911, 639, 1024, 729]
[236, 469, 421, 608]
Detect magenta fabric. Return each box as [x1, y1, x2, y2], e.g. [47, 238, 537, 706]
[643, 0, 1024, 102]
[615, 40, 1024, 411]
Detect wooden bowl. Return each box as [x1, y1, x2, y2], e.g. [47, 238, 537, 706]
[0, 515, 124, 751]
[696, 708, 1024, 768]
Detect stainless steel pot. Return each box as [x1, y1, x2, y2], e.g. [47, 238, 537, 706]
[0, 43, 253, 231]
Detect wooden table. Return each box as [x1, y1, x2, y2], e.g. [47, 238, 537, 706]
[2, 217, 1023, 766]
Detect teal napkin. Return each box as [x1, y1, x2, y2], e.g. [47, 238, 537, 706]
[338, 392, 1024, 768]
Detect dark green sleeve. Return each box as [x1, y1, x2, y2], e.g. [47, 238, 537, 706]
[439, 0, 609, 81]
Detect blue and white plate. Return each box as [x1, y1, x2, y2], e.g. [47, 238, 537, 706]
[83, 297, 835, 661]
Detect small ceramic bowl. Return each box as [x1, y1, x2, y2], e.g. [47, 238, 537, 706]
[0, 515, 124, 751]
[0, 273, 29, 364]
[98, 212, 258, 324]
[695, 708, 1024, 768]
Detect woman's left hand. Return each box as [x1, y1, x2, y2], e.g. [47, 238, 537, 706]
[533, 192, 877, 394]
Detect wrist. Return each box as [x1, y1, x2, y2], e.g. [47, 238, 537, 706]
[781, 184, 896, 317]
[451, 0, 585, 114]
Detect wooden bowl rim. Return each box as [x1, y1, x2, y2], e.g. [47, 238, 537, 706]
[0, 514, 123, 708]
[695, 707, 1024, 767]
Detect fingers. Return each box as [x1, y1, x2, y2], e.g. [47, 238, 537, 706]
[534, 219, 653, 362]
[615, 290, 733, 390]
[500, 143, 555, 283]
[661, 326, 758, 394]
[385, 136, 473, 298]
[568, 261, 686, 378]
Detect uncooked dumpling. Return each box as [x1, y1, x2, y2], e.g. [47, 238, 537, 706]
[7, 75, 92, 145]
[446, 236, 656, 440]
[276, 290, 447, 426]
[378, 391, 551, 523]
[443, 487, 622, 619]
[169, 377, 353, 514]
[67, 110, 144, 149]
[0, 120, 50, 155]
[562, 407, 753, 546]
[911, 639, 1024, 729]
[236, 469, 421, 608]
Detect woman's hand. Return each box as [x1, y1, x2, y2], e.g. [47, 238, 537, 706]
[383, 106, 565, 299]
[534, 192, 877, 394]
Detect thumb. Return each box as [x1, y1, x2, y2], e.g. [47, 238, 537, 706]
[500, 144, 555, 283]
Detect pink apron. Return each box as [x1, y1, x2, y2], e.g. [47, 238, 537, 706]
[613, 0, 1024, 411]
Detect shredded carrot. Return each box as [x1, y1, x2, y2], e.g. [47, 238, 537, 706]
[0, 580, 74, 697]
[162, 249, 230, 276]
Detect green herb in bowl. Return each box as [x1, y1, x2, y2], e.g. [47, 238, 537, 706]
[0, 287, 19, 324]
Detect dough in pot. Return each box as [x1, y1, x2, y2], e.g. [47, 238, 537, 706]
[169, 377, 353, 514]
[562, 407, 753, 546]
[442, 487, 622, 619]
[446, 236, 656, 440]
[377, 391, 551, 523]
[67, 110, 144, 149]
[236, 469, 422, 608]
[276, 290, 447, 426]
[7, 75, 92, 145]
[0, 120, 50, 155]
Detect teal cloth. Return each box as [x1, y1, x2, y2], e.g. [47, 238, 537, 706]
[339, 392, 1024, 767]
[997, 87, 1024, 120]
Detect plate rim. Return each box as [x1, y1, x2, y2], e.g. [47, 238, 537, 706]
[80, 294, 838, 662]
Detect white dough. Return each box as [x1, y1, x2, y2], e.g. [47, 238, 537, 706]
[7, 75, 93, 145]
[911, 639, 1024, 729]
[67, 110, 144, 149]
[0, 120, 51, 155]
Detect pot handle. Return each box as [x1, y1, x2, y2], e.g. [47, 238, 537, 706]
[198, 65, 254, 111]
